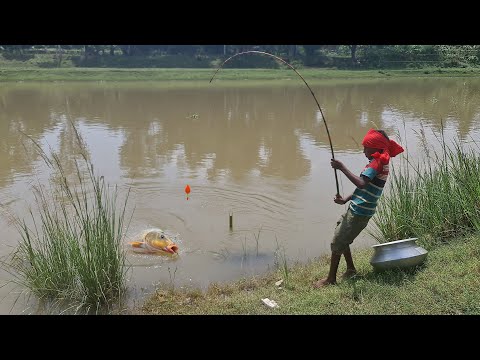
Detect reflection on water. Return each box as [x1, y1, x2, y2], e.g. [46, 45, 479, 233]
[1, 78, 480, 314]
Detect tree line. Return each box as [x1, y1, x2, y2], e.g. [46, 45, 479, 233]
[1, 45, 479, 69]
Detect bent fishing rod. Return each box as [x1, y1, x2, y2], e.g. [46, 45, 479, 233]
[209, 50, 340, 196]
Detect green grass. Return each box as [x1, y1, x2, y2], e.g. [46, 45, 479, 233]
[141, 234, 480, 315]
[1, 67, 480, 82]
[0, 122, 133, 313]
[371, 130, 480, 247]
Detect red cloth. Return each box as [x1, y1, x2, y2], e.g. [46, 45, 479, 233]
[361, 129, 404, 171]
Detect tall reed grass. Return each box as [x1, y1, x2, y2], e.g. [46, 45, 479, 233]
[371, 127, 480, 247]
[2, 122, 132, 312]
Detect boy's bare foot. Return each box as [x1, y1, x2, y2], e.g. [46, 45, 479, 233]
[313, 278, 337, 288]
[341, 269, 357, 280]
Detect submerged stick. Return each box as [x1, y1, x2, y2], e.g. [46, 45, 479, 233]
[210, 50, 339, 196]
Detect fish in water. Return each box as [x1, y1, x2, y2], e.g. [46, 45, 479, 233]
[129, 229, 179, 255]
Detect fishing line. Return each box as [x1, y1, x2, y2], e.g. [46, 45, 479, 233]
[209, 50, 340, 196]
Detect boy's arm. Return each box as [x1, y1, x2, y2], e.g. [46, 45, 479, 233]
[331, 159, 372, 189]
[334, 193, 352, 205]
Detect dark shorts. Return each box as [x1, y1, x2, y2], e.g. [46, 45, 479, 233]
[331, 208, 371, 254]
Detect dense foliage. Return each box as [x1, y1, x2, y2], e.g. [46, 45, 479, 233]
[1, 45, 479, 69]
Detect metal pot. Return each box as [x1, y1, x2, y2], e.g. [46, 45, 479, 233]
[370, 238, 428, 271]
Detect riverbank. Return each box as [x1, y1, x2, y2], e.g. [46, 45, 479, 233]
[2, 67, 480, 82]
[140, 234, 480, 315]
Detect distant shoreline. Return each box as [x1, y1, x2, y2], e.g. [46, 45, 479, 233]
[1, 67, 479, 82]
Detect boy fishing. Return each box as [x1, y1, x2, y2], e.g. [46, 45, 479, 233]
[313, 128, 404, 288]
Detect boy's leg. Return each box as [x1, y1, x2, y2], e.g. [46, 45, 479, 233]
[342, 246, 357, 279]
[313, 252, 341, 288]
[313, 210, 347, 288]
[314, 209, 369, 288]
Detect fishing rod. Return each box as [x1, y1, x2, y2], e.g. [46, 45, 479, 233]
[209, 50, 340, 196]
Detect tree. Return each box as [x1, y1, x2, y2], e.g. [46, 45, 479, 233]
[348, 45, 358, 65]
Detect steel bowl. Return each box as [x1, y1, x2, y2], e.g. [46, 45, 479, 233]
[370, 238, 428, 271]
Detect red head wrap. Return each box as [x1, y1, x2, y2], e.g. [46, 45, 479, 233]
[361, 129, 404, 170]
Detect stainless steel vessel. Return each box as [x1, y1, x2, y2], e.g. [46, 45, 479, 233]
[370, 238, 428, 271]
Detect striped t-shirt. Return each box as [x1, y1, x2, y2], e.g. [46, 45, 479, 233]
[349, 159, 389, 217]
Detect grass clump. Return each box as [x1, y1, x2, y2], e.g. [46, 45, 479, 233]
[1, 121, 132, 313]
[371, 126, 480, 248]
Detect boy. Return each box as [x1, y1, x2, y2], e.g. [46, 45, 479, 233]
[313, 129, 404, 288]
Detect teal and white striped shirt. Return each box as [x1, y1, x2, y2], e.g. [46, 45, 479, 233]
[349, 159, 389, 217]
